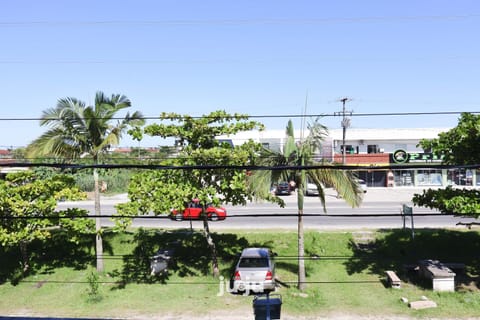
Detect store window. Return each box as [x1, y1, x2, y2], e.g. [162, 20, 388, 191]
[393, 170, 414, 186]
[447, 169, 473, 186]
[417, 169, 442, 186]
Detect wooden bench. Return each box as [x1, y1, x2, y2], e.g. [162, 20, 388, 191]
[386, 270, 401, 289]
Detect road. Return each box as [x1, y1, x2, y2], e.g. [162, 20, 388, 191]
[58, 188, 478, 230]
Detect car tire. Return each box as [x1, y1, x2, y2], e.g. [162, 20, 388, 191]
[175, 214, 183, 221]
[210, 213, 219, 221]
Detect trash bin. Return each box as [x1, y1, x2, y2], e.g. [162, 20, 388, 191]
[253, 294, 282, 320]
[150, 248, 174, 275]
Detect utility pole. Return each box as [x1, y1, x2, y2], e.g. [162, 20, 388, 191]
[334, 98, 352, 165]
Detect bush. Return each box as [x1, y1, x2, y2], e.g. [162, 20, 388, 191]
[74, 169, 134, 194]
[86, 270, 102, 302]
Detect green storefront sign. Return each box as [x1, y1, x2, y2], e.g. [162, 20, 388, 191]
[390, 149, 444, 164]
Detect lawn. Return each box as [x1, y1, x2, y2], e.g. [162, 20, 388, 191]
[0, 228, 479, 319]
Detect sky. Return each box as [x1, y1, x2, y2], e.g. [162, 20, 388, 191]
[1, 0, 479, 148]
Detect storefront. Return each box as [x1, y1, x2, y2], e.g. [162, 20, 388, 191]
[393, 170, 414, 187]
[358, 170, 387, 188]
[389, 149, 477, 187]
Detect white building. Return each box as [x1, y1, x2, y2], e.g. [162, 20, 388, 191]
[219, 127, 477, 188]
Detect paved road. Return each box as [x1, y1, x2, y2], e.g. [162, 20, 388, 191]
[58, 187, 478, 230]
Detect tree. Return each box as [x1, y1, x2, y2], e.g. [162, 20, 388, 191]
[26, 91, 144, 272]
[419, 113, 480, 166]
[414, 112, 480, 218]
[0, 171, 93, 272]
[116, 110, 264, 276]
[249, 119, 364, 290]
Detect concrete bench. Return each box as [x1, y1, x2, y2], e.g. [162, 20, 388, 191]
[418, 260, 456, 292]
[385, 270, 401, 289]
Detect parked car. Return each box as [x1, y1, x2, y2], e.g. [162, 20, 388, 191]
[274, 182, 291, 196]
[170, 199, 227, 221]
[305, 182, 319, 196]
[232, 247, 276, 294]
[357, 179, 367, 193]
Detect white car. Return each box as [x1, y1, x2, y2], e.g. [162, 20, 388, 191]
[305, 183, 319, 196]
[357, 179, 367, 193]
[232, 248, 276, 294]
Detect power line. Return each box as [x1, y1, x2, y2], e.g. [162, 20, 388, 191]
[1, 55, 478, 65]
[0, 110, 479, 122]
[1, 14, 478, 27]
[1, 162, 480, 171]
[17, 279, 382, 286]
[0, 213, 457, 220]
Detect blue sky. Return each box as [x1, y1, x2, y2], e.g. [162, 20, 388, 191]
[1, 0, 479, 148]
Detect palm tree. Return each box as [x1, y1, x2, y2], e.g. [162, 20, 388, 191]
[26, 91, 144, 272]
[250, 119, 363, 291]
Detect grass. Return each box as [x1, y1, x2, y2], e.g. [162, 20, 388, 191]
[0, 228, 479, 318]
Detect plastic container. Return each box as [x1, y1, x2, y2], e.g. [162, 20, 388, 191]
[253, 294, 282, 319]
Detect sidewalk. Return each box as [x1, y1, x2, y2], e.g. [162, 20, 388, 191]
[285, 187, 425, 204]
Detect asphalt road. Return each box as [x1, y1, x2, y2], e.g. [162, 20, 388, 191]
[58, 187, 479, 230]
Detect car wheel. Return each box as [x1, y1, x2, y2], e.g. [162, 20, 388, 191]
[175, 214, 183, 221]
[210, 213, 219, 221]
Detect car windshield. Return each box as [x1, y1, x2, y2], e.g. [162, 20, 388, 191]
[238, 257, 269, 268]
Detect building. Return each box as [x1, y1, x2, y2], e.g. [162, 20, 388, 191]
[328, 128, 455, 188]
[0, 149, 29, 178]
[219, 127, 478, 188]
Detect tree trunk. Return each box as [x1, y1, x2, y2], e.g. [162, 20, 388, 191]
[20, 241, 29, 273]
[94, 167, 104, 272]
[298, 209, 306, 291]
[202, 213, 219, 277]
[297, 175, 306, 291]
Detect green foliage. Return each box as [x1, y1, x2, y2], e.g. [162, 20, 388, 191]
[26, 92, 144, 162]
[1, 229, 480, 317]
[419, 113, 480, 165]
[144, 110, 264, 150]
[415, 113, 480, 217]
[116, 111, 265, 225]
[0, 171, 94, 249]
[10, 147, 26, 160]
[74, 169, 133, 193]
[26, 91, 145, 272]
[413, 186, 480, 217]
[249, 118, 363, 291]
[86, 270, 102, 302]
[250, 119, 363, 211]
[32, 166, 60, 180]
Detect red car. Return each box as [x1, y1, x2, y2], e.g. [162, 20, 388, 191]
[170, 200, 227, 221]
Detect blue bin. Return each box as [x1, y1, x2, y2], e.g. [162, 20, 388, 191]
[253, 294, 282, 319]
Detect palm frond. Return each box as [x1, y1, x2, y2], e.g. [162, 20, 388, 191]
[26, 128, 84, 160]
[310, 164, 363, 208]
[28, 92, 141, 162]
[248, 169, 273, 200]
[305, 171, 328, 212]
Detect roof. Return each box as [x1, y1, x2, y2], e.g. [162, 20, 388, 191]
[0, 149, 12, 156]
[241, 247, 270, 258]
[328, 128, 449, 141]
[218, 127, 450, 143]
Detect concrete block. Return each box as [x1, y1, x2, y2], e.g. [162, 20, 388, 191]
[409, 300, 437, 310]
